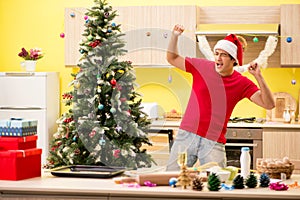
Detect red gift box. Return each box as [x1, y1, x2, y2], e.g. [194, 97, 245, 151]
[0, 135, 37, 150]
[0, 148, 42, 180]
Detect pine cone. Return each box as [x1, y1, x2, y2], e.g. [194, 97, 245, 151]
[245, 172, 258, 188]
[207, 173, 221, 191]
[259, 173, 270, 187]
[192, 176, 204, 191]
[233, 174, 244, 189]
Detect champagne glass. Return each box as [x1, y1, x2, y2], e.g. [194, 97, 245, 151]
[177, 146, 187, 166]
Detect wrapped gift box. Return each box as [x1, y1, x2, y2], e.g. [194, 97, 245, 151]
[0, 148, 42, 180]
[0, 118, 37, 136]
[0, 135, 37, 150]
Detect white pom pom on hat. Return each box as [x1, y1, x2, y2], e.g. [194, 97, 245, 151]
[213, 34, 243, 66]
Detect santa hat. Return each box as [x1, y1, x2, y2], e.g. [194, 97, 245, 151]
[213, 34, 243, 66]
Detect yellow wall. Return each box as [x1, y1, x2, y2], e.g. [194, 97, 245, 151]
[1, 0, 300, 118]
[135, 67, 300, 118]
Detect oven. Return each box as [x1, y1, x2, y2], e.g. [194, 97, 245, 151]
[225, 127, 262, 170]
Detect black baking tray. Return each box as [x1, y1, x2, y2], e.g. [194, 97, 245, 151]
[50, 165, 126, 178]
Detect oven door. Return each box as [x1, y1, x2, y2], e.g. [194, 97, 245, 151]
[225, 139, 261, 169]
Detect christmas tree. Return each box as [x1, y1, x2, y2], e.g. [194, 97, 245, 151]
[207, 173, 221, 191]
[233, 174, 245, 189]
[245, 172, 258, 188]
[177, 165, 192, 189]
[46, 0, 154, 169]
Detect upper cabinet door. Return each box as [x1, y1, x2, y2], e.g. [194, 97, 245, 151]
[150, 6, 198, 66]
[64, 8, 86, 66]
[65, 6, 198, 66]
[281, 4, 300, 67]
[115, 6, 152, 65]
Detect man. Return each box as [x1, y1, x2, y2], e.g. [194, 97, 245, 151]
[166, 24, 275, 171]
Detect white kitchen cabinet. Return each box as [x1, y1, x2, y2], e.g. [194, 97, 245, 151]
[64, 6, 199, 66]
[0, 72, 60, 165]
[280, 4, 300, 67]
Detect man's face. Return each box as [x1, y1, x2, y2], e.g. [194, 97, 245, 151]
[214, 49, 236, 76]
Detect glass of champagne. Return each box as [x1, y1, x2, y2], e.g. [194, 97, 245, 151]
[177, 146, 187, 167]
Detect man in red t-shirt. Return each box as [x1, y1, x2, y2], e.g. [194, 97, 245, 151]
[166, 24, 275, 171]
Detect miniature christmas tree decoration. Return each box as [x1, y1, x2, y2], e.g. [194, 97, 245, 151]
[259, 173, 270, 187]
[207, 173, 221, 191]
[245, 172, 258, 188]
[233, 174, 245, 189]
[177, 165, 192, 189]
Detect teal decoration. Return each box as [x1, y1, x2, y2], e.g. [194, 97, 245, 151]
[79, 49, 85, 54]
[253, 37, 259, 43]
[98, 104, 104, 110]
[110, 107, 116, 113]
[99, 139, 106, 145]
[111, 22, 116, 27]
[286, 37, 292, 43]
[169, 177, 178, 187]
[70, 12, 75, 17]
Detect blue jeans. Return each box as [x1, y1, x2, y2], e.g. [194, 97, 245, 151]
[166, 129, 226, 171]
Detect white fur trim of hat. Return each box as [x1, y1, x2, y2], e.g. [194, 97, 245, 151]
[213, 40, 238, 65]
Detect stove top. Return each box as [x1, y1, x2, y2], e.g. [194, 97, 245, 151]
[229, 117, 256, 123]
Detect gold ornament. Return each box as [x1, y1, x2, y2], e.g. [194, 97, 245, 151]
[74, 81, 81, 88]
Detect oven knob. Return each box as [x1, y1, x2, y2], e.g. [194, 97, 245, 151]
[247, 131, 252, 137]
[232, 131, 237, 137]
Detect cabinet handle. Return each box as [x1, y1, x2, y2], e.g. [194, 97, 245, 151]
[146, 32, 151, 36]
[226, 143, 257, 147]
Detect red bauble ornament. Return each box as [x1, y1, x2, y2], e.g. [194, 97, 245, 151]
[110, 78, 117, 86]
[120, 97, 127, 102]
[60, 33, 65, 38]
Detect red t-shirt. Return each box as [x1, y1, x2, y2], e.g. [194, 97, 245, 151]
[179, 57, 259, 144]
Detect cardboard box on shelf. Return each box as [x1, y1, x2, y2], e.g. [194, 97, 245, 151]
[0, 148, 42, 180]
[0, 135, 37, 150]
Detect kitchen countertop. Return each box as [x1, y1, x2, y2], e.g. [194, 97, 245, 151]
[150, 119, 300, 129]
[1, 171, 300, 199]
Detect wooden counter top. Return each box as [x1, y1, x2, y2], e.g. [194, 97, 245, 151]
[1, 172, 300, 199]
[150, 120, 300, 129]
